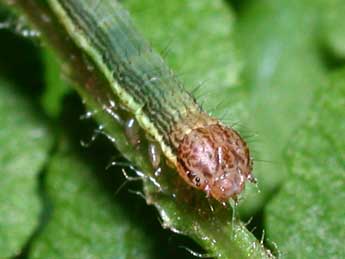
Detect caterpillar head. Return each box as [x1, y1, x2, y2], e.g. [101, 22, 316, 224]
[176, 123, 254, 202]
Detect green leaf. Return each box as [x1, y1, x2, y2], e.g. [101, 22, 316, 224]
[266, 69, 345, 258]
[29, 133, 168, 259]
[233, 0, 327, 215]
[0, 77, 53, 258]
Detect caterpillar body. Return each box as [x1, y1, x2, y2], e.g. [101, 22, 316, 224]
[48, 0, 255, 202]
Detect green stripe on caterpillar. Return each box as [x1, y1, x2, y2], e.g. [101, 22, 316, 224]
[48, 0, 255, 202]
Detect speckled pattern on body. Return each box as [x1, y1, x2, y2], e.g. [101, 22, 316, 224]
[177, 123, 254, 202]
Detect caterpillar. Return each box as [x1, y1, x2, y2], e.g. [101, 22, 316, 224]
[44, 0, 255, 202]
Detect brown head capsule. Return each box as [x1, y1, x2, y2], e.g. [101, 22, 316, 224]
[176, 123, 254, 202]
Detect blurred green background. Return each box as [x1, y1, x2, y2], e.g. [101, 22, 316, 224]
[0, 0, 344, 258]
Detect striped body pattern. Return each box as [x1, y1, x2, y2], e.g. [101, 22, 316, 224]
[49, 0, 255, 202]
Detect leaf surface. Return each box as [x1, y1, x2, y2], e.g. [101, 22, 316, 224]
[266, 70, 345, 258]
[0, 77, 53, 258]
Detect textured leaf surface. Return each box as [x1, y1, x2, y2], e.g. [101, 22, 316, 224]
[266, 70, 345, 258]
[0, 78, 52, 258]
[29, 133, 167, 259]
[232, 0, 328, 215]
